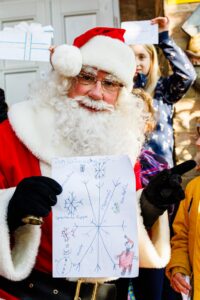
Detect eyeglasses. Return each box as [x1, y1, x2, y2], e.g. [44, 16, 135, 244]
[76, 72, 124, 93]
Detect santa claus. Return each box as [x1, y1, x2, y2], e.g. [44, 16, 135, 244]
[0, 27, 180, 300]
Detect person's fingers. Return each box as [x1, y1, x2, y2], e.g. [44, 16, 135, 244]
[150, 16, 169, 32]
[172, 280, 189, 295]
[31, 176, 62, 195]
[151, 17, 166, 24]
[171, 280, 181, 293]
[28, 188, 57, 206]
[175, 274, 191, 290]
[23, 202, 50, 217]
[49, 45, 55, 54]
[171, 273, 191, 295]
[169, 174, 182, 187]
[170, 160, 196, 176]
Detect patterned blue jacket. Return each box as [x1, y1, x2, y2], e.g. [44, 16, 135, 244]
[134, 31, 196, 167]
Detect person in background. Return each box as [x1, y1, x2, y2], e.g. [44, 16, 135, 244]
[0, 26, 187, 300]
[131, 18, 196, 298]
[131, 16, 196, 168]
[166, 119, 200, 300]
[133, 88, 169, 186]
[0, 88, 8, 122]
[131, 88, 171, 300]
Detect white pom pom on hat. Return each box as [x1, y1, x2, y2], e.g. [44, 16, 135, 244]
[51, 44, 82, 77]
[51, 27, 136, 92]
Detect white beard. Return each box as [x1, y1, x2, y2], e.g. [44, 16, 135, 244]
[49, 95, 145, 166]
[31, 73, 147, 165]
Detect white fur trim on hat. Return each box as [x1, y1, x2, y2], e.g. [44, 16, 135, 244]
[80, 35, 136, 92]
[51, 36, 135, 92]
[51, 44, 82, 77]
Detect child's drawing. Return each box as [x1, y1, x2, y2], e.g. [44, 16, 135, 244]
[52, 155, 139, 278]
[117, 235, 136, 275]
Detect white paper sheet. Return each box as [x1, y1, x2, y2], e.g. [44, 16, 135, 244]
[0, 23, 53, 62]
[181, 275, 191, 300]
[52, 155, 139, 278]
[121, 20, 158, 45]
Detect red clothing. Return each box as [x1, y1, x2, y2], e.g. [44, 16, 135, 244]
[0, 121, 52, 299]
[134, 160, 141, 190]
[0, 290, 18, 300]
[0, 120, 143, 299]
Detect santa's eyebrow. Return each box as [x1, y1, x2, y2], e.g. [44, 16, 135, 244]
[81, 65, 97, 75]
[104, 73, 121, 83]
[80, 66, 122, 84]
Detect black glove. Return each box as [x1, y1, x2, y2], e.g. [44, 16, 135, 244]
[143, 170, 185, 208]
[7, 176, 62, 231]
[140, 160, 196, 229]
[0, 88, 8, 123]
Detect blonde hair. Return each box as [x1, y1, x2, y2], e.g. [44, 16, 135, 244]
[130, 44, 161, 96]
[132, 88, 155, 134]
[143, 45, 160, 95]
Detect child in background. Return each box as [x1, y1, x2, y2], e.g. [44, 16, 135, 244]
[131, 16, 196, 168]
[166, 120, 200, 300]
[131, 88, 179, 300]
[133, 88, 169, 185]
[131, 18, 196, 300]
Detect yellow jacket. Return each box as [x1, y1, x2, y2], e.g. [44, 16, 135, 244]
[166, 176, 200, 300]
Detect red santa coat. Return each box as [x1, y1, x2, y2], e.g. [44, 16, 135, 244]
[0, 120, 51, 299]
[0, 120, 52, 272]
[0, 120, 143, 299]
[0, 119, 142, 272]
[0, 101, 170, 298]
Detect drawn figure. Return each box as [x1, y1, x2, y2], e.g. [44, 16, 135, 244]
[117, 235, 134, 275]
[64, 192, 83, 217]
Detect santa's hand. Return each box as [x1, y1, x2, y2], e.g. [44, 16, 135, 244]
[170, 273, 191, 295]
[7, 176, 62, 231]
[140, 160, 196, 228]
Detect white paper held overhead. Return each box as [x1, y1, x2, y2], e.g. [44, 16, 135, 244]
[121, 20, 158, 45]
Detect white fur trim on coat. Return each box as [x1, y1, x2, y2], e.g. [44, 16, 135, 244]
[136, 189, 171, 268]
[9, 101, 56, 165]
[0, 188, 41, 281]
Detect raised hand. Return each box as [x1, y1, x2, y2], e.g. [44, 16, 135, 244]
[140, 160, 196, 228]
[143, 160, 196, 208]
[151, 16, 169, 32]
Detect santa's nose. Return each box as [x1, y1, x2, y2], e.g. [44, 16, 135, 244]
[88, 81, 103, 101]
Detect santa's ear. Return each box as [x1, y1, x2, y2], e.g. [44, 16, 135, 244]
[51, 44, 82, 77]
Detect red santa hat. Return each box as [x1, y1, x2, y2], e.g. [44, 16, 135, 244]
[51, 27, 136, 92]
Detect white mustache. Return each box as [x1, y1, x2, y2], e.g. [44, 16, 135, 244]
[74, 97, 114, 112]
